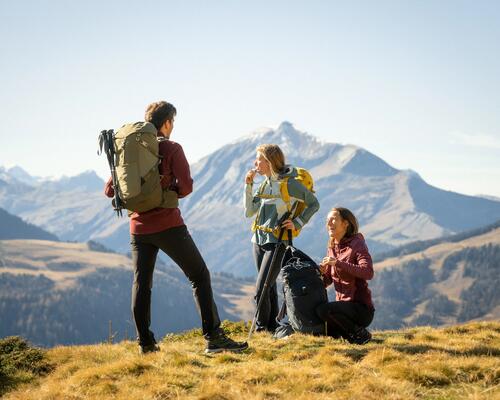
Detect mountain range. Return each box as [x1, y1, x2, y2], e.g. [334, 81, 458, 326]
[1, 122, 500, 276]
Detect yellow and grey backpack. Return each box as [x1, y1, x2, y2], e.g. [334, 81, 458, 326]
[98, 122, 178, 216]
[251, 167, 315, 238]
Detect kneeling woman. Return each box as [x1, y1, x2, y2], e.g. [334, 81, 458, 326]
[317, 207, 375, 344]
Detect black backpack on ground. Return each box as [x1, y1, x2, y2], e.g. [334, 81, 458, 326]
[274, 246, 328, 338]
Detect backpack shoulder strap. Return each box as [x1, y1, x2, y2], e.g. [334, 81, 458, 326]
[251, 180, 267, 232]
[279, 177, 291, 211]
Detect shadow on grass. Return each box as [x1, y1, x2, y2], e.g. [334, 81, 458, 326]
[391, 343, 500, 357]
[301, 342, 327, 350]
[340, 348, 369, 362]
[459, 346, 500, 357]
[392, 344, 435, 355]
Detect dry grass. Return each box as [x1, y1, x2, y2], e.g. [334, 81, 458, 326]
[4, 321, 500, 400]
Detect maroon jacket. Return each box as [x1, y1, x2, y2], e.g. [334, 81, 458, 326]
[104, 139, 193, 235]
[322, 233, 374, 309]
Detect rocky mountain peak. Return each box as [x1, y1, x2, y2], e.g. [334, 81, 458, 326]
[6, 166, 38, 184]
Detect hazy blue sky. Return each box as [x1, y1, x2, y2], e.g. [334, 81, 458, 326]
[1, 0, 499, 197]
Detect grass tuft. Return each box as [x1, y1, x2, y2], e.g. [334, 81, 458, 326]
[0, 336, 53, 397]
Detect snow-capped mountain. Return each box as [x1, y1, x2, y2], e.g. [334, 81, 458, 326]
[2, 122, 500, 276]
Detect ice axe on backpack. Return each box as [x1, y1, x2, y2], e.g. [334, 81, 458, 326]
[247, 209, 296, 340]
[98, 129, 123, 217]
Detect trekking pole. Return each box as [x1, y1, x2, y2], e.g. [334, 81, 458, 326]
[107, 130, 123, 217]
[98, 129, 123, 217]
[248, 212, 290, 340]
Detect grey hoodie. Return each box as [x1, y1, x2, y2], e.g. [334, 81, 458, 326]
[244, 165, 320, 245]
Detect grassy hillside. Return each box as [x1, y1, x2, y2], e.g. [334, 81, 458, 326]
[0, 240, 254, 346]
[2, 221, 500, 346]
[2, 321, 499, 400]
[371, 226, 500, 330]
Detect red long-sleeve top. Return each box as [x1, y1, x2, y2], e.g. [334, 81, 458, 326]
[322, 233, 375, 309]
[104, 139, 193, 235]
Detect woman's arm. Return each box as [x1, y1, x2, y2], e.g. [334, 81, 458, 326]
[335, 244, 374, 280]
[287, 179, 320, 229]
[319, 262, 333, 287]
[244, 183, 261, 218]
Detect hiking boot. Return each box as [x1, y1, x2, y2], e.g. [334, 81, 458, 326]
[205, 333, 249, 354]
[139, 343, 160, 354]
[348, 327, 372, 345]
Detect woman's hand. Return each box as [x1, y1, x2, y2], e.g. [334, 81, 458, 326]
[319, 263, 329, 275]
[322, 256, 337, 267]
[245, 169, 257, 184]
[281, 219, 295, 230]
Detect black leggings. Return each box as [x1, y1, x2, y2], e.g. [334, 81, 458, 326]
[130, 225, 221, 345]
[253, 242, 285, 332]
[316, 301, 374, 338]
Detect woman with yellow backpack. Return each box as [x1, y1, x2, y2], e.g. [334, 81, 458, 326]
[244, 144, 319, 333]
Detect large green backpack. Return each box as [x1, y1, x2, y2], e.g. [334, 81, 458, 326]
[110, 122, 178, 213]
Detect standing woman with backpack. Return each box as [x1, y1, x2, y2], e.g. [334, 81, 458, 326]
[316, 207, 375, 344]
[244, 144, 319, 332]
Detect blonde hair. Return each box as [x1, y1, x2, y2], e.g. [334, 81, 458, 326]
[256, 144, 285, 179]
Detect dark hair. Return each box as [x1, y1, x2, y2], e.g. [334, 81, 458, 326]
[145, 101, 177, 130]
[332, 207, 359, 238]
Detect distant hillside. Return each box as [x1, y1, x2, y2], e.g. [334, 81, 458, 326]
[2, 321, 499, 399]
[0, 239, 253, 347]
[373, 219, 500, 262]
[371, 224, 500, 330]
[0, 208, 58, 241]
[2, 222, 499, 347]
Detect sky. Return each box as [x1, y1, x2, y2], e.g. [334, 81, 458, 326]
[1, 0, 499, 197]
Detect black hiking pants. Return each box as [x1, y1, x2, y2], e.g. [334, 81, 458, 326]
[316, 301, 374, 338]
[130, 225, 221, 346]
[253, 242, 285, 332]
